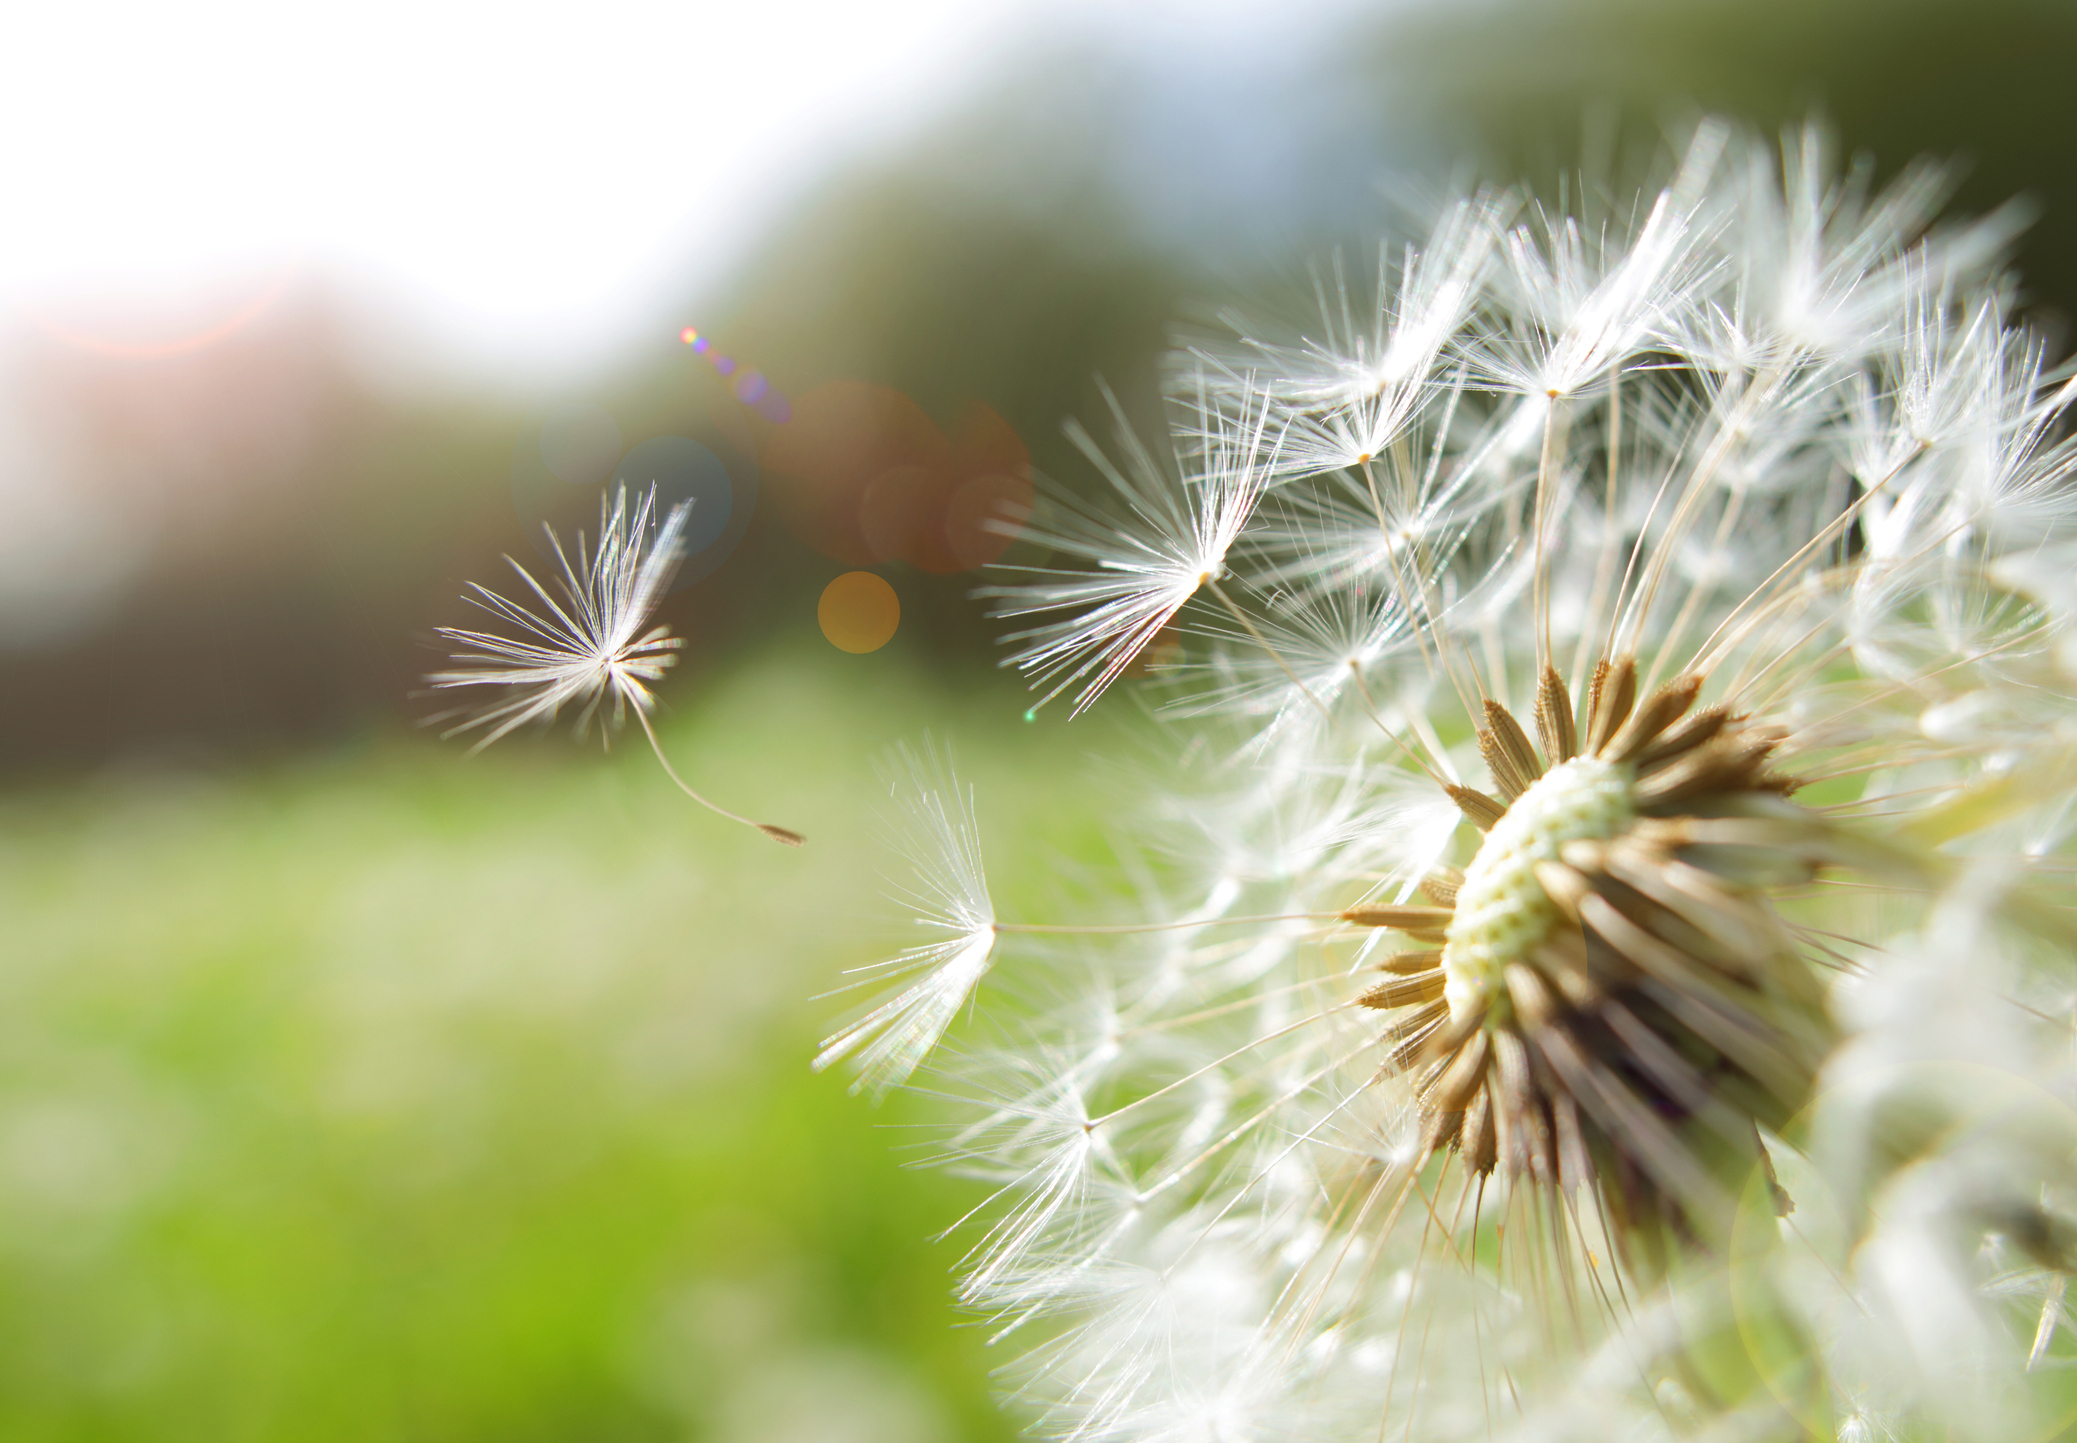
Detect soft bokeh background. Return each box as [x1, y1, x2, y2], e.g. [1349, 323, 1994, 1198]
[4, 0, 2075, 1436]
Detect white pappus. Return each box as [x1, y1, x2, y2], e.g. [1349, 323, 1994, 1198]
[829, 123, 2077, 1443]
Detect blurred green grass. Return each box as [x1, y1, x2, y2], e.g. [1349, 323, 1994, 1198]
[0, 649, 1108, 1442]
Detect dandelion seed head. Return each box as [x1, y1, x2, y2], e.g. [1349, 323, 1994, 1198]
[831, 120, 2077, 1442]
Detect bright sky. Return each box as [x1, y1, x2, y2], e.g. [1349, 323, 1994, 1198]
[2, 0, 1379, 382]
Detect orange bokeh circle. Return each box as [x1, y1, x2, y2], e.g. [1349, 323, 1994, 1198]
[818, 571, 900, 654]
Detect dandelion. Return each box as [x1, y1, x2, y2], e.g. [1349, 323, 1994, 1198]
[429, 484, 804, 845]
[833, 123, 2077, 1441]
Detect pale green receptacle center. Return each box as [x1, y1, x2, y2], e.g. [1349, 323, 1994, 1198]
[1443, 756, 1635, 1023]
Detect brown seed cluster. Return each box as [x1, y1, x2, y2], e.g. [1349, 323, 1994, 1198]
[1344, 656, 1833, 1263]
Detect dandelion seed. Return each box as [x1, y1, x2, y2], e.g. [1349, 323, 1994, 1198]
[1471, 120, 1728, 400]
[429, 484, 803, 845]
[814, 744, 998, 1097]
[985, 379, 1280, 716]
[429, 485, 688, 745]
[1191, 193, 1510, 468]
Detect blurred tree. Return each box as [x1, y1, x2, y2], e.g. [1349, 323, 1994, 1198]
[1381, 0, 2077, 332]
[5, 2, 2074, 771]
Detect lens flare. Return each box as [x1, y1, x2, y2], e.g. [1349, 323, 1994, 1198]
[681, 331, 1030, 570]
[680, 324, 791, 422]
[818, 570, 900, 653]
[762, 381, 1031, 573]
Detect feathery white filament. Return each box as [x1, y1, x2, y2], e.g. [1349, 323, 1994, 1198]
[1475, 122, 1726, 398]
[429, 486, 691, 746]
[987, 381, 1277, 716]
[814, 746, 997, 1098]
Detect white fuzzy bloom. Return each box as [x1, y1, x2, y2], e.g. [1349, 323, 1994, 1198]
[429, 485, 690, 746]
[815, 745, 998, 1099]
[826, 123, 2077, 1443]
